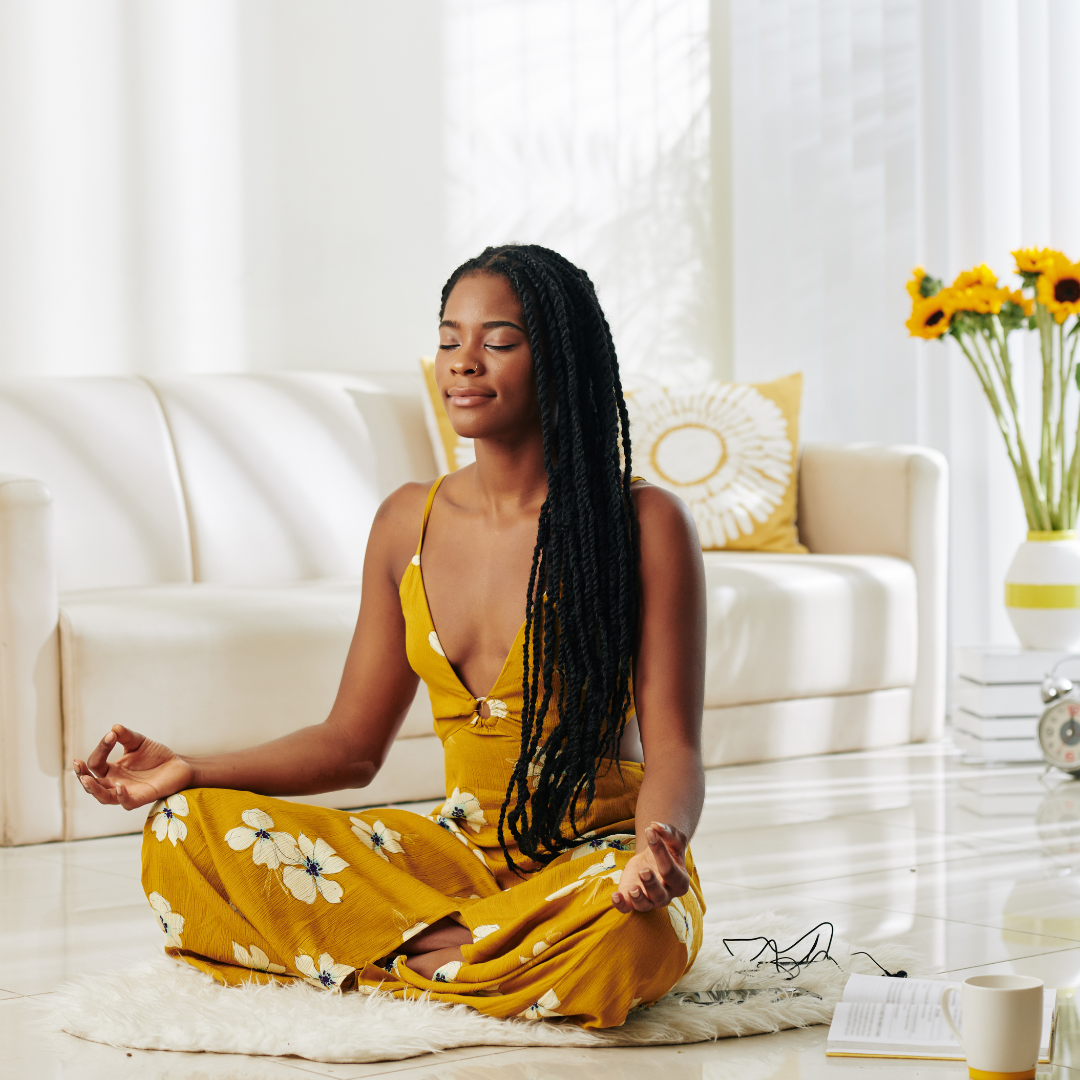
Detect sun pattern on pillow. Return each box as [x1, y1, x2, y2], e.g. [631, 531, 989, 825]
[625, 373, 806, 552]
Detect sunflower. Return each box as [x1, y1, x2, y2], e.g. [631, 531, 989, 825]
[1012, 247, 1065, 277]
[950, 282, 1010, 316]
[906, 291, 953, 339]
[1007, 289, 1035, 317]
[906, 267, 927, 300]
[1037, 259, 1080, 323]
[951, 263, 998, 291]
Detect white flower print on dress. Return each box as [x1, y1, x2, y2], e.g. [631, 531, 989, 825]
[569, 833, 635, 860]
[148, 892, 185, 948]
[294, 951, 355, 991]
[667, 896, 694, 949]
[440, 788, 485, 833]
[428, 630, 445, 656]
[224, 809, 302, 869]
[149, 794, 189, 846]
[432, 959, 463, 982]
[472, 923, 500, 942]
[232, 942, 286, 974]
[545, 851, 623, 902]
[400, 921, 428, 943]
[282, 833, 349, 904]
[350, 817, 403, 862]
[519, 989, 562, 1019]
[432, 815, 472, 851]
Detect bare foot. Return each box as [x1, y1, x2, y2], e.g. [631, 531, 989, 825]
[399, 916, 472, 955]
[402, 944, 465, 980]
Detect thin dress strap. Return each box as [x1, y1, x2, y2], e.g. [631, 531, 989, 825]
[415, 475, 447, 558]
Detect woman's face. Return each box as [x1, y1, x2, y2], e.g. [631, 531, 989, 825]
[437, 272, 541, 443]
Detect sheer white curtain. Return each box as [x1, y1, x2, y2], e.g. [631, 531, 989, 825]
[0, 0, 247, 376]
[725, 0, 1080, 652]
[443, 0, 713, 384]
[0, 0, 447, 377]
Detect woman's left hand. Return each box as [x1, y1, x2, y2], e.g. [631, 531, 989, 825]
[611, 822, 689, 913]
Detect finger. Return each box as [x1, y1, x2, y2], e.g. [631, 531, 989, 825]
[85, 729, 119, 775]
[646, 826, 678, 878]
[76, 770, 119, 805]
[114, 782, 155, 812]
[655, 822, 688, 859]
[623, 881, 657, 912]
[636, 865, 671, 907]
[111, 725, 147, 754]
[611, 891, 632, 913]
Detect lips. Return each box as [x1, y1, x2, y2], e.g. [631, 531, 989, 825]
[446, 386, 495, 407]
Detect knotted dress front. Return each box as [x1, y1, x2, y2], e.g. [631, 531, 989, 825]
[140, 477, 704, 1028]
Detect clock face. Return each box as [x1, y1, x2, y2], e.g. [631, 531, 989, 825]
[1040, 700, 1080, 772]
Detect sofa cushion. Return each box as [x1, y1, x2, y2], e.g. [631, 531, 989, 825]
[59, 583, 434, 839]
[0, 377, 192, 590]
[703, 552, 917, 707]
[146, 373, 436, 584]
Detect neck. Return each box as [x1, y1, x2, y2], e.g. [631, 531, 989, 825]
[468, 424, 548, 511]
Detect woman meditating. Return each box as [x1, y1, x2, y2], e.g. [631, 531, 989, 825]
[73, 244, 707, 1029]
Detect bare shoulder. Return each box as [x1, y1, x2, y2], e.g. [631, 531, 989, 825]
[368, 480, 437, 583]
[630, 480, 700, 550]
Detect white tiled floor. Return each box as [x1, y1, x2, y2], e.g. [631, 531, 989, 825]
[4, 739, 1080, 1077]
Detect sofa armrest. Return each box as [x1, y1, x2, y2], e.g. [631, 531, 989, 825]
[0, 475, 63, 845]
[797, 444, 949, 742]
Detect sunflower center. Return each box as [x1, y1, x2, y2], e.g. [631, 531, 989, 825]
[1056, 279, 1080, 303]
[925, 309, 945, 327]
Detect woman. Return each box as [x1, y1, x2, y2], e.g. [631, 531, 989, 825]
[74, 244, 707, 1029]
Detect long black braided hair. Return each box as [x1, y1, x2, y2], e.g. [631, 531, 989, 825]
[439, 244, 640, 874]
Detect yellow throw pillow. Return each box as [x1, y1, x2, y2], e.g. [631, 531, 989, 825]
[419, 356, 475, 473]
[625, 373, 806, 552]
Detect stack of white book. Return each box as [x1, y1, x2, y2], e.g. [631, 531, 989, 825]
[952, 645, 1074, 763]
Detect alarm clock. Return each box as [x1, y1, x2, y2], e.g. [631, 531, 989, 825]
[1039, 661, 1080, 776]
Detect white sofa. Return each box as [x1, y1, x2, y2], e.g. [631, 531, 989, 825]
[0, 373, 947, 846]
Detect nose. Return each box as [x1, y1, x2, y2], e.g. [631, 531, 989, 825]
[449, 340, 484, 376]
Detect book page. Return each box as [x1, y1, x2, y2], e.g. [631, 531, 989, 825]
[841, 972, 960, 1007]
[829, 1001, 960, 1048]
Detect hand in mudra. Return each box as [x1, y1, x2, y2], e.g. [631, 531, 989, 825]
[610, 822, 690, 913]
[73, 724, 192, 810]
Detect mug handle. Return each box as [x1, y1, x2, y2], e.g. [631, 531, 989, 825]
[941, 987, 963, 1049]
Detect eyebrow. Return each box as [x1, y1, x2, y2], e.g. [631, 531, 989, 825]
[439, 319, 525, 332]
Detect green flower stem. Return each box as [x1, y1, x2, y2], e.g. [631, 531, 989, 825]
[990, 324, 1055, 527]
[1037, 303, 1055, 497]
[975, 329, 1048, 527]
[957, 332, 1046, 530]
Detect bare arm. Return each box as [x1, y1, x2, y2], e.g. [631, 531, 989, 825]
[74, 484, 429, 810]
[612, 483, 706, 913]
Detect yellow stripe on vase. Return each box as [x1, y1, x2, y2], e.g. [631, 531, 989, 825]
[1027, 529, 1077, 542]
[1005, 583, 1080, 609]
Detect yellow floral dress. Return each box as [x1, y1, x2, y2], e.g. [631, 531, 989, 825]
[141, 476, 704, 1028]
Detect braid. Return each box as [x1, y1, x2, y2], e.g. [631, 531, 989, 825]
[439, 244, 639, 873]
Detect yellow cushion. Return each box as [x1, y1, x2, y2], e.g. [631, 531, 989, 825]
[419, 357, 475, 473]
[625, 373, 806, 552]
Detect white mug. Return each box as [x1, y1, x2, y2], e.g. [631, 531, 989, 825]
[940, 974, 1044, 1080]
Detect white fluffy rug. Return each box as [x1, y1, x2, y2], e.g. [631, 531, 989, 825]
[41, 916, 920, 1065]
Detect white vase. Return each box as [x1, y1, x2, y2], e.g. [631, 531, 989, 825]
[1005, 531, 1080, 650]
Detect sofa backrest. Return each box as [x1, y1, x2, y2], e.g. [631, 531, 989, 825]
[0, 377, 192, 591]
[147, 373, 436, 583]
[0, 372, 438, 592]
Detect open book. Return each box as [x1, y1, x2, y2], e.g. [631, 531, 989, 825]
[826, 973, 1055, 1061]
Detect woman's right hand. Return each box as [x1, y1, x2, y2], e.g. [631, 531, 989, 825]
[73, 724, 193, 810]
